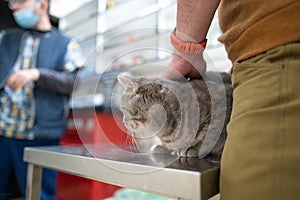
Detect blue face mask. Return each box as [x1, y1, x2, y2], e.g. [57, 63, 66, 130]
[13, 9, 39, 29]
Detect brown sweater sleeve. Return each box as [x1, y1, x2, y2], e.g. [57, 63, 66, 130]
[218, 0, 300, 62]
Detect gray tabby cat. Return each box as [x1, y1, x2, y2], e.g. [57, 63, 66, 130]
[117, 72, 232, 159]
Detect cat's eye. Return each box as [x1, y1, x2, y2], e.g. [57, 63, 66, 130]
[121, 107, 126, 111]
[129, 110, 138, 116]
[121, 108, 138, 116]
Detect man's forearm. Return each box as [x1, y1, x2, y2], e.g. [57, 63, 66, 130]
[36, 68, 79, 94]
[176, 0, 220, 42]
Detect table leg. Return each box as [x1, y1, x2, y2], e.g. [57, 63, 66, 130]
[25, 164, 42, 200]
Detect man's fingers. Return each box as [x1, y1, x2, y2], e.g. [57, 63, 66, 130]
[6, 72, 29, 89]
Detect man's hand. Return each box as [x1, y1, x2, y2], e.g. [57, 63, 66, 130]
[6, 69, 40, 90]
[163, 54, 206, 80]
[163, 30, 207, 80]
[163, 53, 206, 80]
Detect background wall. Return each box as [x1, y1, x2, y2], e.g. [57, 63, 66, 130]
[0, 0, 17, 31]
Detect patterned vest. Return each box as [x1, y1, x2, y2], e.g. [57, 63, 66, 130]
[0, 28, 71, 140]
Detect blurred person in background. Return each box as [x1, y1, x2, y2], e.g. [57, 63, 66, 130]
[0, 0, 84, 199]
[165, 0, 300, 200]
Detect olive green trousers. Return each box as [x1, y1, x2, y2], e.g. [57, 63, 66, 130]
[220, 42, 300, 200]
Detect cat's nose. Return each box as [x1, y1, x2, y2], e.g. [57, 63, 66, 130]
[126, 123, 134, 129]
[125, 121, 136, 130]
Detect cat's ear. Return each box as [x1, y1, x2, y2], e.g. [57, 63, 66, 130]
[117, 75, 139, 92]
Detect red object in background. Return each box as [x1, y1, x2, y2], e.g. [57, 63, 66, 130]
[56, 111, 128, 200]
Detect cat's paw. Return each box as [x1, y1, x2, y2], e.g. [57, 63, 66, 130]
[177, 147, 199, 157]
[150, 145, 174, 155]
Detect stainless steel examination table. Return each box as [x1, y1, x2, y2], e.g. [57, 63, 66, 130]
[23, 145, 220, 200]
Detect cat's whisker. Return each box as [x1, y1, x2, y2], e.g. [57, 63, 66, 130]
[131, 132, 140, 150]
[125, 134, 134, 149]
[125, 130, 139, 152]
[131, 131, 145, 152]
